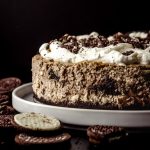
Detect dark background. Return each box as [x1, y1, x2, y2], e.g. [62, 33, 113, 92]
[0, 0, 150, 83]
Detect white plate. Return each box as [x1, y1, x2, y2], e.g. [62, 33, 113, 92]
[12, 83, 150, 127]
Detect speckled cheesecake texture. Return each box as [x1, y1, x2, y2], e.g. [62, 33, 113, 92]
[32, 54, 150, 110]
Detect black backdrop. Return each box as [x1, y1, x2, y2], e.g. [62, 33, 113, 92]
[0, 0, 150, 82]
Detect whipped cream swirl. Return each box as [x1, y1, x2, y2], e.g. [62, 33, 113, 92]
[39, 32, 150, 65]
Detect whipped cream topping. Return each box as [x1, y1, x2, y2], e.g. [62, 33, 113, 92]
[39, 32, 150, 65]
[129, 32, 148, 39]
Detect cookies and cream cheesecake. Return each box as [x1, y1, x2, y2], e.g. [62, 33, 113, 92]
[32, 31, 150, 109]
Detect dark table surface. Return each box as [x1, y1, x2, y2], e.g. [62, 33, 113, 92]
[62, 125, 150, 150]
[1, 123, 150, 150]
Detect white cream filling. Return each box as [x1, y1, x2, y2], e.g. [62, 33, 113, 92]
[39, 34, 150, 65]
[14, 112, 61, 131]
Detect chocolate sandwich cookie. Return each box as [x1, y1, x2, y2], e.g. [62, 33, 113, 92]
[87, 125, 126, 144]
[0, 77, 21, 95]
[0, 105, 16, 115]
[0, 95, 10, 106]
[12, 112, 61, 133]
[13, 112, 71, 146]
[0, 115, 14, 128]
[15, 132, 71, 145]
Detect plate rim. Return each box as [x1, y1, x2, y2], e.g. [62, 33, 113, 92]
[12, 82, 150, 127]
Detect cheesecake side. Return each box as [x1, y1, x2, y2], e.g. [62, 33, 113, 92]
[32, 54, 150, 109]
